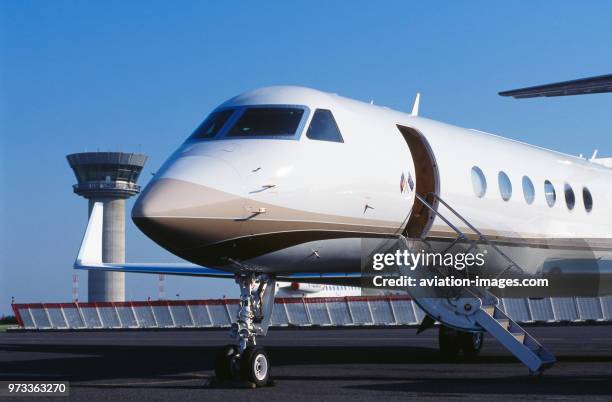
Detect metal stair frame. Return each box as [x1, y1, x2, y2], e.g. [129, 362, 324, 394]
[475, 303, 556, 373]
[406, 192, 556, 373]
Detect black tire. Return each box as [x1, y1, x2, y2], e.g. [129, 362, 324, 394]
[459, 331, 484, 358]
[240, 346, 271, 386]
[214, 344, 238, 381]
[438, 326, 460, 358]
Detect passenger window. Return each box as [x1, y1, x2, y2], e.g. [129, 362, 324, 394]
[189, 109, 234, 139]
[471, 166, 487, 198]
[564, 183, 575, 210]
[522, 176, 535, 204]
[544, 180, 556, 207]
[498, 171, 512, 201]
[583, 187, 593, 213]
[306, 109, 344, 142]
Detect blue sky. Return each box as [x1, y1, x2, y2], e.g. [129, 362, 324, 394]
[1, 1, 611, 315]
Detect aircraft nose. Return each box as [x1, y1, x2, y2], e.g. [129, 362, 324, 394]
[132, 156, 245, 251]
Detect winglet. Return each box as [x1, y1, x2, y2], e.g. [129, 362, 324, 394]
[75, 202, 103, 267]
[411, 92, 420, 116]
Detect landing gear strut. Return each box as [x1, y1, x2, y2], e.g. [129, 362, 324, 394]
[439, 326, 483, 358]
[214, 273, 275, 386]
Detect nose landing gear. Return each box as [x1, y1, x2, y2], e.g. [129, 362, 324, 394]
[213, 273, 275, 387]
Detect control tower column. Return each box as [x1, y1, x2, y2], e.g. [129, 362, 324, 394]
[67, 152, 148, 302]
[87, 198, 126, 301]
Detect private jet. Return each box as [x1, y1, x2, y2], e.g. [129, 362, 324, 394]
[75, 74, 612, 385]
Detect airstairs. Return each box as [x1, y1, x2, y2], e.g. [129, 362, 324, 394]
[476, 302, 556, 373]
[401, 193, 556, 373]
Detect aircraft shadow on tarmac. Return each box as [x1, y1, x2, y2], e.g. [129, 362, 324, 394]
[2, 342, 612, 396]
[2, 344, 493, 381]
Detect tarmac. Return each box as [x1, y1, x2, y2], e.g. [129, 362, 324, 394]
[1, 325, 612, 400]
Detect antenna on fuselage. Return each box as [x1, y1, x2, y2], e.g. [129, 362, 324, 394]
[590, 149, 599, 160]
[411, 92, 420, 116]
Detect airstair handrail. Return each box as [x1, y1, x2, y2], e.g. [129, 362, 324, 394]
[414, 192, 526, 280]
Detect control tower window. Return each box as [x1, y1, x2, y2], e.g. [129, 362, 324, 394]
[306, 109, 344, 143]
[228, 107, 304, 137]
[189, 109, 234, 140]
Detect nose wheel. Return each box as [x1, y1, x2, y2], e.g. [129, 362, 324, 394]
[214, 344, 271, 386]
[240, 346, 270, 386]
[213, 272, 275, 387]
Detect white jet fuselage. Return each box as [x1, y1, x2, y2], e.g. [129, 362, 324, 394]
[132, 86, 612, 288]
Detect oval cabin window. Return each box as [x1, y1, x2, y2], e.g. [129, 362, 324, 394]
[564, 183, 575, 210]
[522, 176, 535, 204]
[498, 171, 512, 201]
[583, 187, 593, 213]
[544, 180, 556, 207]
[471, 166, 487, 198]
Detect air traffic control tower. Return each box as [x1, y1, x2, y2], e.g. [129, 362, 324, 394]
[67, 152, 148, 302]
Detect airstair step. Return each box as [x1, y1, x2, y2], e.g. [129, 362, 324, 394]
[496, 319, 510, 329]
[511, 332, 525, 343]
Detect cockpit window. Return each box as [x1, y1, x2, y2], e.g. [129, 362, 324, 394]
[228, 107, 304, 137]
[306, 109, 344, 143]
[189, 109, 234, 140]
